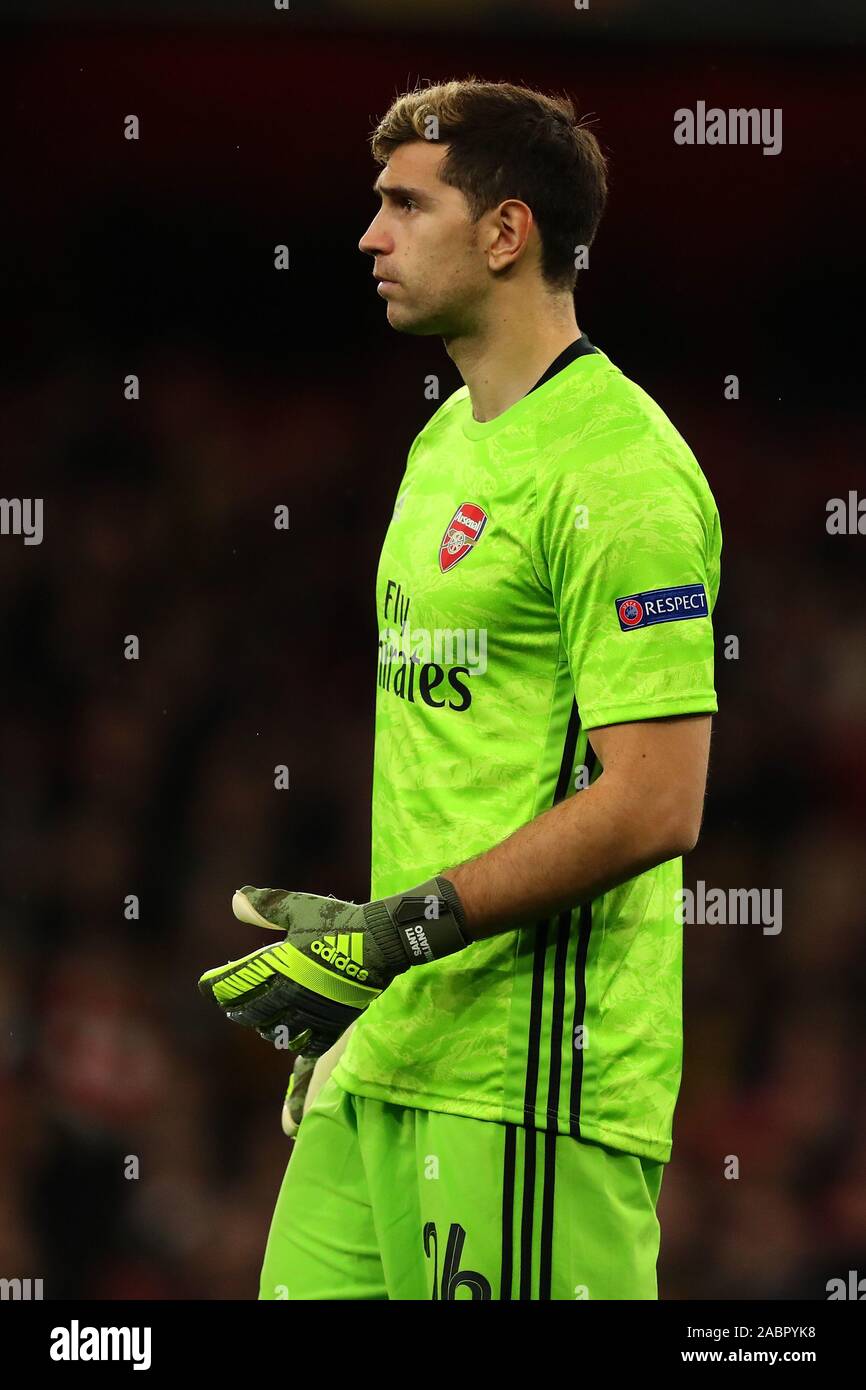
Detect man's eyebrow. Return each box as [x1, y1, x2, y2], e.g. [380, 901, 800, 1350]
[371, 179, 430, 202]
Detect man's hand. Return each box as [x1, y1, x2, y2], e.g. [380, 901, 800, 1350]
[281, 1054, 317, 1136]
[197, 878, 468, 1056]
[281, 1022, 357, 1138]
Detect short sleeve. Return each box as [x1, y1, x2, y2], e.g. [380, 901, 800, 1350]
[531, 424, 721, 730]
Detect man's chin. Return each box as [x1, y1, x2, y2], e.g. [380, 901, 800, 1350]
[386, 303, 446, 336]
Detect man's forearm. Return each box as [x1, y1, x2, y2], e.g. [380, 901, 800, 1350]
[442, 772, 690, 943]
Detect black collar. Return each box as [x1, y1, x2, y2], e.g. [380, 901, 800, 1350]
[528, 333, 599, 395]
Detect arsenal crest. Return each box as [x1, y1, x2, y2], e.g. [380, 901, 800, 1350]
[438, 502, 488, 573]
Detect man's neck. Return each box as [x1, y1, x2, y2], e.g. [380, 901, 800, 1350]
[444, 293, 581, 424]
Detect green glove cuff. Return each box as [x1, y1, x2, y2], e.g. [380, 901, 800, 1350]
[362, 875, 469, 974]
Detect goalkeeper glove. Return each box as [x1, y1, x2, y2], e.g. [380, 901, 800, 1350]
[282, 1021, 357, 1137]
[282, 1053, 317, 1137]
[197, 875, 469, 1057]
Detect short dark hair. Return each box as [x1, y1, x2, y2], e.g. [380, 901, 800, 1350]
[369, 76, 609, 293]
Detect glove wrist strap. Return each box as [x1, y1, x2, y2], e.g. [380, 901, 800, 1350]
[363, 875, 469, 973]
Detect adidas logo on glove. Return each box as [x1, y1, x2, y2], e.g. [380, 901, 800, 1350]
[310, 936, 370, 981]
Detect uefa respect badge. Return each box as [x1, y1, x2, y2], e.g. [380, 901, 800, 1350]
[615, 583, 709, 631]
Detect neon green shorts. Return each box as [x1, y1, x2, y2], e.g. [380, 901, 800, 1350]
[259, 1074, 664, 1301]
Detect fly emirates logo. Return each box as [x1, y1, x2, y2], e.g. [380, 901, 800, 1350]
[377, 578, 487, 712]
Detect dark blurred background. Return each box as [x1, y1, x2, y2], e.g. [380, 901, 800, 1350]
[1, 3, 865, 1300]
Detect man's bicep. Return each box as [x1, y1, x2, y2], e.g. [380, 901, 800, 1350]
[587, 713, 713, 852]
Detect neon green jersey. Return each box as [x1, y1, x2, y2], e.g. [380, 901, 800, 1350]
[332, 345, 721, 1163]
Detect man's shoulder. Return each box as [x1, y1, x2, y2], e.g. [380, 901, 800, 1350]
[541, 352, 683, 447]
[538, 354, 712, 505]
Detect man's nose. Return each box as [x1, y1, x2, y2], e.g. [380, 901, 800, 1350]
[358, 213, 392, 257]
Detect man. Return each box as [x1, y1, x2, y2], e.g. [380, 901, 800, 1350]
[199, 77, 721, 1300]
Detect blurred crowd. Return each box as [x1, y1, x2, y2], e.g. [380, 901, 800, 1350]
[1, 348, 864, 1300]
[3, 17, 866, 1300]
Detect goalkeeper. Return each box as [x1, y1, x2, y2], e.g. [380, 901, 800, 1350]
[199, 78, 721, 1300]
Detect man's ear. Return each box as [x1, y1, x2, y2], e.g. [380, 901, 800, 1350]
[487, 198, 534, 276]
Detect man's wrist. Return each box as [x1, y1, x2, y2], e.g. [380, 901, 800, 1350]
[363, 875, 470, 974]
[436, 874, 470, 937]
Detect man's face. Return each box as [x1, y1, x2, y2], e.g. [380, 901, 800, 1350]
[359, 140, 490, 337]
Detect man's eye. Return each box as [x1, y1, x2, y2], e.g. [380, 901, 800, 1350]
[400, 197, 417, 211]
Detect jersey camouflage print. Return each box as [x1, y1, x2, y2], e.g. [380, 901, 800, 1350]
[332, 338, 721, 1163]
